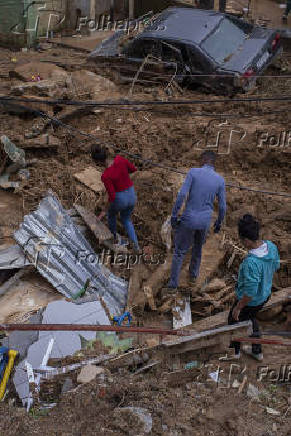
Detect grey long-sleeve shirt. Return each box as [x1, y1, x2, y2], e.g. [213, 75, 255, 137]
[172, 164, 226, 230]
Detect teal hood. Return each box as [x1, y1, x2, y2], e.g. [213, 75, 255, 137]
[236, 241, 280, 307]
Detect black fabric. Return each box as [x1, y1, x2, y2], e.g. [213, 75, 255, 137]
[228, 297, 269, 355]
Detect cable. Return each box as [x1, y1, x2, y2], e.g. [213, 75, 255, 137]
[2, 94, 291, 107]
[1, 98, 289, 198]
[35, 110, 291, 199]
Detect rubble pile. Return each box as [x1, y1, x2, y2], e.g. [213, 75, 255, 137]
[0, 37, 290, 436]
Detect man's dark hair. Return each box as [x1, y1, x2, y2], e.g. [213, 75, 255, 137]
[238, 214, 260, 241]
[91, 144, 107, 163]
[200, 150, 217, 164]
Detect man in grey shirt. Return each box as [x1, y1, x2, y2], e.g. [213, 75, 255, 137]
[168, 151, 226, 289]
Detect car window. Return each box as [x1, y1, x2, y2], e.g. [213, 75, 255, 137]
[126, 39, 161, 59]
[200, 18, 250, 65]
[161, 42, 182, 63]
[187, 47, 206, 72]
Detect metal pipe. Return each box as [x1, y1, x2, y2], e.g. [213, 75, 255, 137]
[262, 331, 291, 337]
[233, 337, 291, 346]
[0, 324, 192, 336]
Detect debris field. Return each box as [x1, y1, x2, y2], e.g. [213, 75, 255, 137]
[0, 36, 290, 436]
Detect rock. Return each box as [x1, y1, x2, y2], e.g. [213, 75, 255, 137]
[247, 383, 260, 400]
[11, 80, 61, 97]
[77, 365, 105, 384]
[14, 62, 68, 83]
[67, 70, 117, 100]
[61, 377, 74, 394]
[257, 305, 283, 321]
[113, 407, 152, 435]
[206, 278, 226, 292]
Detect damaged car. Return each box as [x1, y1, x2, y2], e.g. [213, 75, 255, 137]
[88, 7, 282, 93]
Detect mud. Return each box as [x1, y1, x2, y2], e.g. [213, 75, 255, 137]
[0, 38, 290, 435]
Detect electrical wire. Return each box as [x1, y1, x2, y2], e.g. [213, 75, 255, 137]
[2, 94, 291, 106]
[35, 109, 291, 199]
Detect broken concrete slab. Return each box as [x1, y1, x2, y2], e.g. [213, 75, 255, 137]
[14, 192, 128, 314]
[2, 312, 42, 359]
[74, 204, 112, 242]
[13, 299, 111, 406]
[74, 166, 105, 194]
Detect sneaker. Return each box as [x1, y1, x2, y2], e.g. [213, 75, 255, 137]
[242, 345, 263, 362]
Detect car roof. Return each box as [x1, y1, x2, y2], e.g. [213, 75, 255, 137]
[136, 7, 224, 45]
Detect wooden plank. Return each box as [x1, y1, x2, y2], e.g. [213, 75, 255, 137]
[74, 204, 112, 241]
[74, 166, 105, 194]
[162, 321, 251, 354]
[193, 288, 291, 332]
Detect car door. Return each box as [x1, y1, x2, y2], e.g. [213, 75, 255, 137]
[122, 38, 164, 83]
[186, 45, 217, 86]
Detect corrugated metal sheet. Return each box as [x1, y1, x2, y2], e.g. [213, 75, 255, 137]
[0, 245, 31, 270]
[14, 192, 128, 315]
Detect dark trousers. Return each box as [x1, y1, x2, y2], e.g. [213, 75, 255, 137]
[285, 0, 291, 16]
[228, 298, 268, 355]
[168, 224, 207, 288]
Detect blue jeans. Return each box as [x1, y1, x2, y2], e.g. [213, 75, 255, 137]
[107, 186, 139, 249]
[168, 223, 207, 288]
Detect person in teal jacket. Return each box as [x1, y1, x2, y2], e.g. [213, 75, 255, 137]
[228, 214, 280, 361]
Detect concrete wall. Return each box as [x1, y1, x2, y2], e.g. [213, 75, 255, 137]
[0, 0, 27, 48]
[0, 0, 67, 48]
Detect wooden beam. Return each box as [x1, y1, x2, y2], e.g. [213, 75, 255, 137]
[161, 321, 251, 354]
[74, 204, 112, 242]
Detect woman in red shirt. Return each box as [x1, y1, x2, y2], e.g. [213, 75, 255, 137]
[91, 145, 139, 251]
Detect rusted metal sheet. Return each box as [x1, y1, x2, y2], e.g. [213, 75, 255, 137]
[14, 191, 128, 315]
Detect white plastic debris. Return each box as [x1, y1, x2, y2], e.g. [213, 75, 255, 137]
[161, 216, 172, 251]
[266, 407, 280, 416]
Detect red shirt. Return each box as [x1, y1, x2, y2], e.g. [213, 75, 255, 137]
[101, 155, 137, 203]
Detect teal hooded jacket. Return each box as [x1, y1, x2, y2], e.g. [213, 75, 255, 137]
[235, 241, 280, 307]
